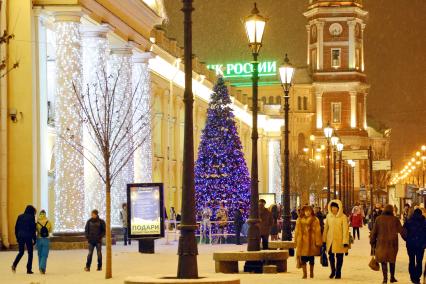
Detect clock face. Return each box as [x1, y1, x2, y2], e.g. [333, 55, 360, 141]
[311, 25, 317, 40]
[329, 23, 343, 37]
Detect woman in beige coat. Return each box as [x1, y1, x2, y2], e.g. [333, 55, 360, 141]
[323, 199, 350, 279]
[295, 205, 322, 279]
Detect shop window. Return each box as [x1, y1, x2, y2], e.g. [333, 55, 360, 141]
[331, 102, 341, 124]
[269, 96, 274, 104]
[331, 48, 341, 69]
[276, 96, 281, 105]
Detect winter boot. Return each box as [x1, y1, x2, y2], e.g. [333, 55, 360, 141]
[309, 264, 314, 278]
[381, 263, 388, 284]
[302, 264, 307, 279]
[389, 263, 397, 283]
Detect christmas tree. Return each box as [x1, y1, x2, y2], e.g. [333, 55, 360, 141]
[195, 76, 251, 225]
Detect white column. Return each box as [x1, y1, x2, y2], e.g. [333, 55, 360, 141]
[350, 91, 357, 128]
[81, 25, 110, 219]
[348, 20, 357, 69]
[317, 21, 325, 70]
[364, 93, 367, 129]
[109, 46, 133, 226]
[316, 92, 323, 129]
[306, 25, 311, 66]
[53, 12, 85, 232]
[132, 52, 153, 183]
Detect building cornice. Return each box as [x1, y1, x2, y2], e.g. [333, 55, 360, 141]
[304, 7, 368, 19]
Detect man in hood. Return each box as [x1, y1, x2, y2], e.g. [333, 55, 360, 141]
[323, 200, 349, 279]
[12, 205, 37, 274]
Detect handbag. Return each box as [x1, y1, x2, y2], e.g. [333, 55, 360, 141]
[369, 257, 380, 271]
[320, 245, 328, 267]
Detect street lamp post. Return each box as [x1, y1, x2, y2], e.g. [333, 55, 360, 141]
[337, 142, 344, 200]
[243, 2, 267, 254]
[279, 54, 295, 241]
[324, 123, 333, 204]
[331, 135, 339, 199]
[177, 0, 198, 279]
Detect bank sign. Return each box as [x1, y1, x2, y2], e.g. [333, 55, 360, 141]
[127, 183, 165, 238]
[207, 61, 277, 78]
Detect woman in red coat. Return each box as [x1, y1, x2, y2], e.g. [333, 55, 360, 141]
[350, 206, 363, 240]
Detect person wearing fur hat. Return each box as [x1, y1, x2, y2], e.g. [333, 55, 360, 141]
[323, 200, 350, 279]
[295, 205, 322, 279]
[370, 204, 406, 284]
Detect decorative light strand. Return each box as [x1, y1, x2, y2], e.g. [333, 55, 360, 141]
[53, 21, 85, 232]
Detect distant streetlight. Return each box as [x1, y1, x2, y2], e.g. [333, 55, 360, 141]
[324, 123, 333, 203]
[279, 53, 295, 242]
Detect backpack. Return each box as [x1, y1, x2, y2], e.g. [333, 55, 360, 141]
[38, 221, 49, 238]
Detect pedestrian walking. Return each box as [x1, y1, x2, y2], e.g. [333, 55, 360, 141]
[314, 206, 325, 234]
[233, 207, 244, 245]
[11, 205, 37, 274]
[323, 200, 350, 279]
[369, 203, 383, 230]
[201, 203, 212, 242]
[295, 205, 322, 279]
[370, 204, 406, 284]
[350, 206, 363, 240]
[84, 209, 106, 272]
[403, 203, 411, 224]
[36, 210, 51, 274]
[120, 203, 131, 246]
[403, 208, 426, 284]
[270, 204, 279, 241]
[259, 199, 273, 250]
[291, 207, 298, 232]
[216, 202, 228, 244]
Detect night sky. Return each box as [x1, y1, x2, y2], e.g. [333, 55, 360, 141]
[163, 0, 426, 169]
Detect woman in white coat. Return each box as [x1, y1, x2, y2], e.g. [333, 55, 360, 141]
[323, 199, 350, 279]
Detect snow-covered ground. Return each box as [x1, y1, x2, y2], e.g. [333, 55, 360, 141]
[0, 228, 415, 284]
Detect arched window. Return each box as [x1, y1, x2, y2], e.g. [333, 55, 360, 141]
[303, 96, 308, 110]
[269, 96, 274, 105]
[261, 96, 267, 105]
[276, 96, 282, 105]
[297, 96, 302, 110]
[298, 133, 306, 154]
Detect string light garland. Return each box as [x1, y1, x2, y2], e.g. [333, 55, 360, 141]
[195, 76, 251, 232]
[82, 27, 110, 219]
[133, 56, 153, 183]
[53, 20, 85, 232]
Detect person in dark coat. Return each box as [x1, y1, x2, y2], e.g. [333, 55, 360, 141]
[314, 206, 325, 234]
[403, 208, 426, 284]
[270, 204, 279, 241]
[233, 207, 244, 245]
[370, 204, 406, 284]
[259, 199, 273, 250]
[12, 205, 37, 274]
[84, 209, 106, 272]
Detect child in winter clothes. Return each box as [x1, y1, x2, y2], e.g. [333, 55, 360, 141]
[295, 205, 322, 279]
[36, 210, 52, 274]
[350, 206, 363, 240]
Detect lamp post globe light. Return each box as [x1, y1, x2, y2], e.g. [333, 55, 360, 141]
[243, 2, 267, 255]
[331, 134, 339, 199]
[323, 123, 333, 204]
[279, 54, 295, 242]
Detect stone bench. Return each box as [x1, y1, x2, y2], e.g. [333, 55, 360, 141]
[268, 241, 296, 250]
[213, 250, 289, 274]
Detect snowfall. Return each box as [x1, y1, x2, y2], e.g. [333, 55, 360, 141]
[0, 227, 416, 284]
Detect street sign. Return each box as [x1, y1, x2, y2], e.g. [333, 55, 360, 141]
[207, 61, 277, 78]
[342, 149, 369, 160]
[373, 160, 392, 171]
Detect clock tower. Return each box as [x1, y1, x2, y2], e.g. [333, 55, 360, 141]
[304, 0, 368, 139]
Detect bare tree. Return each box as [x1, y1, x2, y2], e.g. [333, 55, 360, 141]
[62, 70, 151, 279]
[0, 1, 19, 78]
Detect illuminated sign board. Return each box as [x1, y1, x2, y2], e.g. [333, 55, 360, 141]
[207, 61, 277, 78]
[127, 183, 164, 238]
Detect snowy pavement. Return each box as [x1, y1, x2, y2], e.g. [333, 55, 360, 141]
[0, 227, 415, 284]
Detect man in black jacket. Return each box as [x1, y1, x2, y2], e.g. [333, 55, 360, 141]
[84, 209, 106, 272]
[403, 208, 426, 284]
[12, 205, 37, 274]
